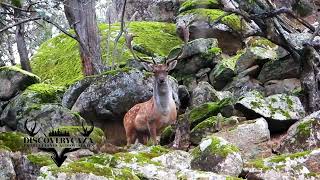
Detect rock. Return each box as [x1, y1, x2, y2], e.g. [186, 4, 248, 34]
[215, 118, 271, 159]
[171, 38, 220, 75]
[160, 125, 175, 145]
[62, 77, 93, 109]
[257, 57, 300, 83]
[191, 81, 231, 107]
[190, 136, 243, 176]
[0, 66, 40, 101]
[178, 0, 221, 13]
[209, 53, 242, 90]
[176, 7, 251, 54]
[264, 78, 301, 96]
[152, 150, 192, 170]
[195, 68, 211, 78]
[112, 0, 182, 22]
[1, 99, 82, 133]
[0, 150, 16, 179]
[235, 91, 306, 133]
[286, 33, 320, 50]
[188, 98, 232, 128]
[223, 76, 264, 98]
[244, 149, 320, 180]
[190, 114, 240, 144]
[275, 111, 320, 154]
[235, 47, 278, 74]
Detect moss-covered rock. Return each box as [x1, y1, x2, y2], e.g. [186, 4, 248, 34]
[0, 66, 40, 100]
[0, 131, 29, 152]
[244, 149, 320, 179]
[179, 0, 221, 13]
[31, 22, 182, 86]
[27, 153, 54, 167]
[190, 115, 239, 144]
[191, 136, 242, 176]
[189, 98, 232, 128]
[209, 51, 243, 90]
[24, 83, 65, 104]
[179, 8, 242, 31]
[275, 111, 320, 154]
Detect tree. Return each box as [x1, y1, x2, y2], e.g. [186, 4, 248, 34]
[63, 0, 106, 75]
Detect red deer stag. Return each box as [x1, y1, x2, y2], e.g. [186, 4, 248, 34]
[123, 33, 185, 145]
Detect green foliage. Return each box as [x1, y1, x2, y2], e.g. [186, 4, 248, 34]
[27, 153, 54, 167]
[24, 83, 65, 103]
[179, 0, 220, 13]
[0, 132, 28, 152]
[181, 8, 242, 31]
[31, 22, 182, 86]
[297, 119, 313, 137]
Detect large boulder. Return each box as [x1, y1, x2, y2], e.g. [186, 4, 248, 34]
[215, 118, 271, 160]
[275, 111, 320, 154]
[190, 136, 243, 176]
[257, 57, 300, 83]
[223, 76, 264, 99]
[244, 149, 320, 180]
[0, 66, 40, 101]
[235, 91, 305, 133]
[0, 83, 81, 133]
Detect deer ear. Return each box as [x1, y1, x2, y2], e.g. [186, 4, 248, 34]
[167, 60, 178, 71]
[141, 62, 154, 72]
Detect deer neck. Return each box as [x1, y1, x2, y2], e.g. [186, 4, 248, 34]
[153, 80, 173, 115]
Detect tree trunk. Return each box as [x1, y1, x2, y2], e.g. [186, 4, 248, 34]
[14, 9, 31, 72]
[64, 0, 105, 76]
[6, 33, 16, 66]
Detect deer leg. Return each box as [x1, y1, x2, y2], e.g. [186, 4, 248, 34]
[149, 123, 158, 145]
[126, 129, 137, 146]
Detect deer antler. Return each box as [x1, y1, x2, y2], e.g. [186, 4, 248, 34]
[125, 32, 156, 64]
[24, 119, 40, 137]
[78, 119, 94, 137]
[165, 23, 189, 64]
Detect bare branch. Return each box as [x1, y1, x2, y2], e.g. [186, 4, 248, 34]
[42, 18, 78, 40]
[0, 17, 41, 33]
[0, 2, 37, 13]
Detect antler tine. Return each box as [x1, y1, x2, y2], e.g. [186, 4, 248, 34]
[24, 119, 40, 136]
[125, 32, 155, 64]
[78, 119, 94, 137]
[166, 23, 189, 64]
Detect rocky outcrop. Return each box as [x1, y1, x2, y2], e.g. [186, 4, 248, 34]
[0, 66, 40, 101]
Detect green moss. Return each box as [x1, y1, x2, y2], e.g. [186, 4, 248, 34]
[297, 119, 313, 137]
[212, 51, 243, 78]
[189, 98, 232, 127]
[31, 22, 182, 86]
[179, 0, 220, 13]
[0, 144, 11, 151]
[52, 126, 105, 144]
[160, 125, 174, 144]
[0, 132, 28, 152]
[246, 158, 271, 171]
[269, 150, 311, 163]
[114, 152, 161, 166]
[181, 8, 242, 31]
[192, 136, 239, 159]
[249, 37, 276, 48]
[24, 83, 65, 103]
[226, 176, 244, 180]
[0, 66, 41, 81]
[27, 153, 54, 167]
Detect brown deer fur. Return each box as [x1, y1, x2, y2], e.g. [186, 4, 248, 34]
[124, 61, 178, 145]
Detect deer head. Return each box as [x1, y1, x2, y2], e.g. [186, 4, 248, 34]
[141, 60, 177, 86]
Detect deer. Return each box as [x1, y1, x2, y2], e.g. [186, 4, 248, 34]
[123, 30, 187, 145]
